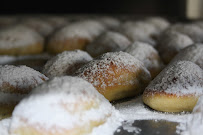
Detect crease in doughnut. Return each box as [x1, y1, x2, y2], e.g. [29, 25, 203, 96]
[143, 61, 203, 112]
[9, 76, 118, 135]
[75, 51, 151, 101]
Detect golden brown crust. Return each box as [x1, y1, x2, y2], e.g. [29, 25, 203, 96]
[46, 38, 90, 54]
[0, 42, 44, 56]
[143, 90, 199, 112]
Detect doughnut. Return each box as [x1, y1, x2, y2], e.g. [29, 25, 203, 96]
[124, 41, 163, 78]
[9, 76, 118, 135]
[0, 118, 10, 135]
[157, 30, 193, 64]
[144, 17, 170, 32]
[46, 20, 105, 54]
[170, 43, 203, 69]
[75, 51, 151, 101]
[86, 31, 131, 57]
[120, 21, 158, 46]
[21, 17, 54, 37]
[42, 50, 93, 78]
[143, 61, 203, 113]
[0, 25, 44, 56]
[96, 16, 120, 29]
[0, 65, 48, 119]
[0, 53, 53, 72]
[165, 23, 203, 43]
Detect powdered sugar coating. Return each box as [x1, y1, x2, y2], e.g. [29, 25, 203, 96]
[0, 25, 43, 49]
[0, 65, 48, 94]
[144, 17, 170, 31]
[43, 50, 93, 78]
[125, 41, 163, 73]
[145, 61, 203, 96]
[171, 43, 203, 69]
[157, 30, 194, 63]
[50, 20, 105, 42]
[76, 51, 151, 90]
[120, 21, 158, 46]
[10, 76, 117, 133]
[166, 23, 203, 42]
[86, 31, 131, 57]
[21, 18, 54, 37]
[0, 118, 11, 135]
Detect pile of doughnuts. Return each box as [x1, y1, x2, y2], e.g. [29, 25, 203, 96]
[0, 15, 203, 134]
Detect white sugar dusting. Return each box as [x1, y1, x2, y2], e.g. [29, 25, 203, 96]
[122, 120, 142, 134]
[86, 31, 131, 57]
[145, 61, 203, 96]
[0, 65, 48, 93]
[10, 76, 122, 134]
[50, 20, 105, 42]
[171, 43, 203, 69]
[0, 25, 43, 49]
[0, 118, 11, 135]
[43, 50, 93, 78]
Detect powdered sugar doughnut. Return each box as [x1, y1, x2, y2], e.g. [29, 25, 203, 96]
[43, 50, 93, 78]
[76, 52, 151, 101]
[9, 76, 117, 135]
[47, 20, 105, 54]
[125, 41, 163, 78]
[120, 21, 158, 46]
[21, 17, 54, 37]
[144, 17, 170, 32]
[0, 25, 44, 55]
[86, 31, 131, 57]
[0, 118, 10, 135]
[143, 61, 203, 112]
[171, 43, 203, 69]
[166, 23, 203, 43]
[157, 30, 194, 64]
[0, 65, 48, 119]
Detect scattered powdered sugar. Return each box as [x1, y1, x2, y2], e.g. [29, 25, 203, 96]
[122, 120, 142, 134]
[86, 31, 131, 57]
[171, 43, 203, 69]
[120, 21, 158, 46]
[145, 61, 203, 96]
[166, 23, 203, 42]
[176, 96, 203, 135]
[125, 41, 162, 72]
[21, 17, 54, 37]
[144, 17, 170, 31]
[10, 76, 120, 134]
[43, 50, 93, 78]
[76, 51, 150, 90]
[157, 30, 194, 63]
[0, 65, 48, 93]
[50, 20, 105, 42]
[0, 118, 11, 135]
[0, 25, 43, 49]
[115, 96, 191, 123]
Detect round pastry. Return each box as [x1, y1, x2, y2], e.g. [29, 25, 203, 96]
[0, 25, 44, 55]
[143, 61, 203, 113]
[165, 23, 203, 43]
[144, 17, 170, 32]
[170, 43, 203, 69]
[46, 20, 105, 54]
[124, 41, 163, 78]
[75, 51, 151, 101]
[0, 65, 48, 119]
[0, 53, 53, 72]
[96, 16, 120, 29]
[0, 118, 10, 135]
[86, 31, 131, 57]
[120, 21, 158, 46]
[42, 50, 93, 78]
[157, 30, 194, 64]
[9, 76, 117, 135]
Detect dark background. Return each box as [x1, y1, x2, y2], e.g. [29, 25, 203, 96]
[0, 0, 186, 17]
